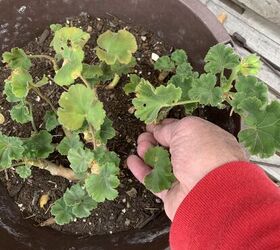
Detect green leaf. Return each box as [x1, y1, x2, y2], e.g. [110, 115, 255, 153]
[51, 27, 90, 61]
[110, 58, 136, 75]
[123, 74, 141, 95]
[16, 165, 32, 179]
[95, 117, 116, 144]
[176, 62, 194, 78]
[96, 30, 137, 65]
[189, 73, 223, 106]
[54, 59, 83, 86]
[57, 133, 83, 155]
[35, 75, 49, 87]
[44, 111, 59, 131]
[58, 84, 105, 131]
[86, 100, 106, 131]
[3, 80, 23, 102]
[50, 24, 63, 32]
[238, 98, 280, 158]
[85, 162, 120, 202]
[2, 48, 32, 70]
[93, 146, 120, 169]
[171, 49, 187, 65]
[144, 146, 176, 193]
[154, 55, 175, 72]
[63, 184, 97, 218]
[10, 68, 32, 98]
[51, 198, 74, 225]
[10, 102, 32, 124]
[132, 80, 182, 124]
[0, 133, 24, 170]
[239, 54, 261, 76]
[168, 75, 198, 114]
[68, 148, 94, 174]
[204, 44, 240, 74]
[231, 76, 268, 114]
[23, 131, 54, 159]
[82, 63, 103, 79]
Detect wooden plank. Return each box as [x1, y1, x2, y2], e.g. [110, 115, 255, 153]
[202, 0, 280, 72]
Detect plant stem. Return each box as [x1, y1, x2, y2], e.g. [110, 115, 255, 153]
[106, 74, 121, 89]
[25, 101, 37, 132]
[89, 124, 97, 149]
[164, 99, 199, 108]
[222, 68, 238, 92]
[27, 159, 78, 181]
[29, 54, 58, 71]
[31, 86, 56, 114]
[79, 75, 91, 89]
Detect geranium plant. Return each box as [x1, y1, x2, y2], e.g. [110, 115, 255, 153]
[127, 45, 280, 193]
[0, 25, 137, 225]
[1, 22, 279, 225]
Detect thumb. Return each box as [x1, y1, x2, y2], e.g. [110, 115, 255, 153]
[146, 119, 179, 147]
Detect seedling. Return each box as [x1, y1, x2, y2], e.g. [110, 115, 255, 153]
[128, 45, 280, 193]
[0, 25, 137, 225]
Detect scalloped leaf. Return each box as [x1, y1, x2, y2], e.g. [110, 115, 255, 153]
[96, 30, 137, 65]
[238, 98, 280, 158]
[189, 73, 223, 106]
[16, 165, 32, 179]
[154, 55, 175, 72]
[51, 198, 75, 225]
[204, 44, 240, 74]
[85, 162, 120, 202]
[9, 68, 32, 98]
[54, 59, 83, 86]
[239, 54, 261, 76]
[68, 148, 94, 174]
[57, 133, 83, 156]
[57, 84, 105, 131]
[51, 27, 90, 61]
[144, 146, 176, 193]
[2, 48, 32, 70]
[63, 184, 97, 218]
[95, 117, 116, 144]
[44, 111, 59, 131]
[0, 133, 24, 170]
[93, 146, 120, 168]
[132, 80, 182, 124]
[231, 76, 268, 114]
[23, 131, 54, 159]
[171, 49, 188, 65]
[50, 24, 63, 32]
[123, 74, 141, 95]
[3, 80, 23, 102]
[10, 102, 32, 124]
[82, 63, 103, 79]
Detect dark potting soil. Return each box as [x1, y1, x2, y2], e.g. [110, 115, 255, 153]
[0, 13, 239, 236]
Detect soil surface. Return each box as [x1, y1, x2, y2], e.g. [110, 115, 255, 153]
[0, 13, 239, 236]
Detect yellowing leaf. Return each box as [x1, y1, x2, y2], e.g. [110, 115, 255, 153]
[58, 84, 105, 131]
[96, 30, 137, 65]
[39, 193, 50, 209]
[10, 68, 32, 98]
[239, 54, 261, 76]
[2, 48, 32, 70]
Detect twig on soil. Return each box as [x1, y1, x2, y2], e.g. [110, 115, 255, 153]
[27, 160, 78, 181]
[39, 217, 56, 227]
[24, 214, 36, 220]
[4, 170, 9, 181]
[28, 54, 58, 71]
[135, 210, 163, 229]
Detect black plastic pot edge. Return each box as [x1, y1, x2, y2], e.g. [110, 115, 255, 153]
[0, 1, 232, 249]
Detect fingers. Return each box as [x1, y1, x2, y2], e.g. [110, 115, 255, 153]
[127, 155, 151, 183]
[137, 132, 157, 158]
[146, 119, 179, 147]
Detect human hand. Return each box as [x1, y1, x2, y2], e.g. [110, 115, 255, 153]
[127, 117, 248, 220]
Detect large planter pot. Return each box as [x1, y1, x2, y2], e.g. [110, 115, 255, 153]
[0, 0, 231, 249]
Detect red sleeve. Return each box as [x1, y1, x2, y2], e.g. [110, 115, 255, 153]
[170, 162, 280, 250]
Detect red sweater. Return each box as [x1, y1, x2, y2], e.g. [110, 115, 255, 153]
[170, 162, 280, 250]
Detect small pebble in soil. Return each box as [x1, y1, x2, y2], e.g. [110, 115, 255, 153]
[155, 198, 162, 203]
[125, 218, 131, 226]
[36, 96, 41, 102]
[122, 198, 126, 203]
[151, 52, 160, 61]
[141, 36, 147, 41]
[122, 208, 126, 214]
